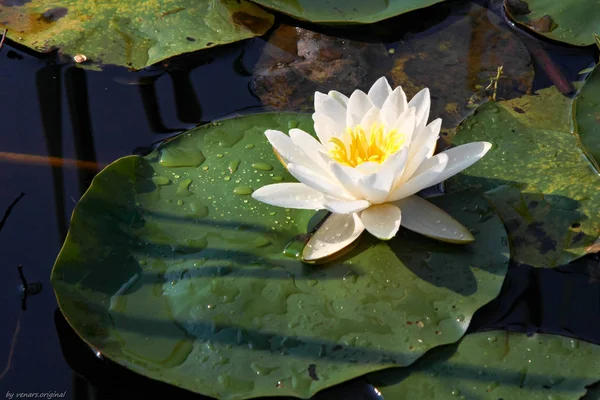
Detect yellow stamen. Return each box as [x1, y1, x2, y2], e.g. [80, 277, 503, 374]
[328, 123, 405, 167]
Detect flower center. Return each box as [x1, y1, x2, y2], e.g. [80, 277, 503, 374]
[328, 124, 405, 167]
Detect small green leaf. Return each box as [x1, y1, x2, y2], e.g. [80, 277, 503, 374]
[505, 0, 600, 46]
[52, 112, 509, 400]
[368, 331, 600, 400]
[578, 67, 595, 75]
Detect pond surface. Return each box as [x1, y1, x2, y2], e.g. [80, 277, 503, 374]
[0, 0, 598, 398]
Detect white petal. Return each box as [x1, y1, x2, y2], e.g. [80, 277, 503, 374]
[393, 195, 474, 243]
[289, 128, 329, 172]
[425, 119, 442, 159]
[355, 162, 380, 175]
[360, 107, 381, 137]
[360, 204, 402, 240]
[302, 213, 364, 263]
[322, 196, 371, 214]
[409, 117, 441, 149]
[318, 148, 337, 165]
[387, 153, 449, 201]
[401, 118, 441, 181]
[288, 163, 352, 200]
[408, 88, 431, 128]
[289, 128, 323, 153]
[391, 107, 416, 148]
[358, 148, 408, 204]
[251, 183, 324, 210]
[265, 129, 328, 176]
[313, 113, 344, 149]
[329, 162, 365, 199]
[264, 129, 312, 169]
[346, 90, 373, 128]
[367, 77, 392, 109]
[328, 90, 349, 108]
[314, 91, 346, 130]
[412, 142, 492, 184]
[381, 86, 408, 129]
[264, 130, 296, 162]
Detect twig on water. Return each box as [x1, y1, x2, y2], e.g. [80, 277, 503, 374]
[0, 192, 24, 234]
[17, 264, 28, 300]
[17, 264, 41, 310]
[0, 316, 21, 380]
[0, 29, 7, 51]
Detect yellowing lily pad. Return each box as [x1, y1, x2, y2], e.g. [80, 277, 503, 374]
[505, 0, 600, 46]
[51, 113, 509, 399]
[0, 0, 274, 69]
[247, 0, 446, 24]
[447, 86, 600, 268]
[368, 331, 600, 399]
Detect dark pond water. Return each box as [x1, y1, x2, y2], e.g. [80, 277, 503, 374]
[0, 0, 598, 398]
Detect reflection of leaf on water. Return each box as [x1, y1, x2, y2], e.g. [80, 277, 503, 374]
[390, 0, 533, 140]
[251, 25, 391, 111]
[52, 112, 509, 400]
[447, 85, 600, 268]
[250, 0, 534, 122]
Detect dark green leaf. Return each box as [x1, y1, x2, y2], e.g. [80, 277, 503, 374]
[576, 63, 600, 169]
[505, 0, 599, 46]
[248, 0, 446, 24]
[52, 113, 509, 399]
[369, 331, 600, 399]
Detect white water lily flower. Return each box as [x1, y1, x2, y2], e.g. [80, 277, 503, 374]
[252, 77, 491, 262]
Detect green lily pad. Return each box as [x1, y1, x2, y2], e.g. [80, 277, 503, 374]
[51, 112, 509, 400]
[0, 0, 274, 69]
[368, 331, 600, 399]
[248, 0, 446, 24]
[576, 63, 600, 169]
[446, 86, 600, 268]
[505, 0, 599, 46]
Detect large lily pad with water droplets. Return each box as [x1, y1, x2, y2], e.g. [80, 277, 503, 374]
[368, 331, 600, 399]
[247, 0, 446, 24]
[505, 0, 599, 46]
[51, 112, 509, 400]
[447, 85, 600, 268]
[576, 64, 600, 168]
[0, 0, 273, 69]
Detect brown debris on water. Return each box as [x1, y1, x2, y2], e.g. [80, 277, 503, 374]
[390, 1, 533, 141]
[527, 15, 558, 33]
[504, 0, 531, 16]
[250, 25, 391, 111]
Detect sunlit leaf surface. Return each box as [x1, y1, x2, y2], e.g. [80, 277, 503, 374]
[447, 86, 600, 267]
[0, 0, 274, 69]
